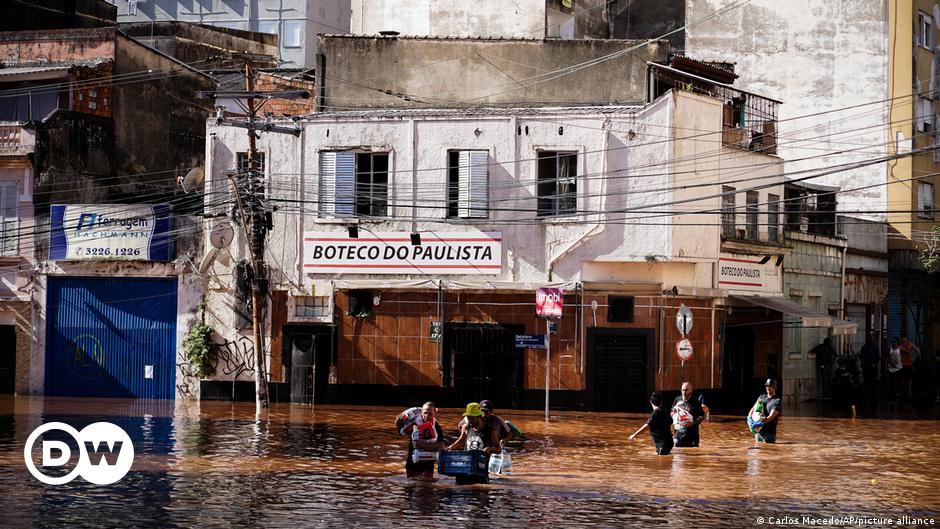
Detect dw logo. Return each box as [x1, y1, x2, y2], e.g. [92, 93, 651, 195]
[23, 422, 135, 485]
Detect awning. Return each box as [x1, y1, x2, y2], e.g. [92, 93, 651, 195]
[730, 295, 858, 335]
[0, 65, 71, 82]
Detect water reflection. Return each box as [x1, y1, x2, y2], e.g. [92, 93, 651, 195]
[0, 396, 936, 527]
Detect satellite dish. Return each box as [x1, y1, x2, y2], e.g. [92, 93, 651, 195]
[198, 247, 220, 274]
[210, 222, 234, 249]
[180, 167, 205, 193]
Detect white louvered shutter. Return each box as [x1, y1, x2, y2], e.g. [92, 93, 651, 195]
[320, 152, 356, 217]
[0, 182, 17, 255]
[458, 150, 488, 218]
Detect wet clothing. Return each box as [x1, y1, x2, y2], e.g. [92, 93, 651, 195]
[465, 423, 498, 452]
[483, 414, 512, 441]
[755, 394, 781, 442]
[406, 420, 443, 478]
[671, 396, 705, 447]
[646, 407, 673, 455]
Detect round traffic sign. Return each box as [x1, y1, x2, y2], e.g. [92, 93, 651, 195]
[676, 338, 694, 361]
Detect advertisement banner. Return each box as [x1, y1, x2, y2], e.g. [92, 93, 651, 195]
[303, 231, 501, 275]
[535, 287, 564, 318]
[49, 204, 173, 261]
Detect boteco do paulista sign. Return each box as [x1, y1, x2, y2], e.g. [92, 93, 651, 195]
[303, 231, 501, 275]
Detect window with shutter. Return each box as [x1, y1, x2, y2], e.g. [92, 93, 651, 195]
[0, 182, 18, 256]
[447, 150, 489, 218]
[320, 151, 386, 217]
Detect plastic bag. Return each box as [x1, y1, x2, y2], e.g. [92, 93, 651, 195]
[396, 407, 422, 436]
[671, 407, 694, 430]
[488, 451, 512, 475]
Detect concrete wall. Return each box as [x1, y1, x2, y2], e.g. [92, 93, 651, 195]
[671, 91, 785, 262]
[119, 22, 278, 67]
[782, 231, 846, 401]
[113, 34, 214, 187]
[685, 0, 890, 217]
[353, 0, 545, 38]
[112, 0, 351, 68]
[316, 36, 669, 110]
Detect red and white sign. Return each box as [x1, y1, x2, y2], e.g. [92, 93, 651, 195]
[303, 231, 501, 275]
[676, 338, 694, 361]
[535, 288, 564, 318]
[715, 253, 781, 293]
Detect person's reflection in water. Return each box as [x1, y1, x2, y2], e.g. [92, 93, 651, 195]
[404, 481, 441, 516]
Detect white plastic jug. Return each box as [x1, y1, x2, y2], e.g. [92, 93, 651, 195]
[488, 451, 512, 475]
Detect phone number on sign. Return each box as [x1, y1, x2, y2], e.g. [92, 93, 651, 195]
[76, 247, 142, 257]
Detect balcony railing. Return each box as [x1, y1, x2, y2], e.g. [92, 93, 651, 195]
[649, 63, 780, 155]
[0, 123, 35, 155]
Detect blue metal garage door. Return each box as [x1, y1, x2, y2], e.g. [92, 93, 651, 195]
[45, 276, 177, 399]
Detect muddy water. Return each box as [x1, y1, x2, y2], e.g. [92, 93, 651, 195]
[0, 396, 937, 528]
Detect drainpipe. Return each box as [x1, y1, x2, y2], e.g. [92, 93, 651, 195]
[547, 119, 610, 281]
[411, 118, 417, 234]
[839, 243, 848, 352]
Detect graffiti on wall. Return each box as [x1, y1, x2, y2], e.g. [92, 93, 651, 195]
[217, 335, 256, 380]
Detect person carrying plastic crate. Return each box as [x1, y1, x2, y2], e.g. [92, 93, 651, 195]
[447, 403, 500, 484]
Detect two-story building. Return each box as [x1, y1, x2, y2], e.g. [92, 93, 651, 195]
[200, 48, 858, 412]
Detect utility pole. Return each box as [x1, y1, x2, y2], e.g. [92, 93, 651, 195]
[244, 60, 269, 411]
[198, 54, 307, 413]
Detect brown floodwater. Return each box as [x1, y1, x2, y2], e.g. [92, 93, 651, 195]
[0, 396, 938, 528]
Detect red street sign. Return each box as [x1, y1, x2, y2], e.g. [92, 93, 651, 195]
[676, 338, 694, 361]
[536, 288, 563, 318]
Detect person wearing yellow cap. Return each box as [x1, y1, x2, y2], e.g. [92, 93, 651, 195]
[447, 402, 500, 455]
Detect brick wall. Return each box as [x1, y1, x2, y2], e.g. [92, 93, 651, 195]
[255, 72, 315, 116]
[70, 62, 113, 117]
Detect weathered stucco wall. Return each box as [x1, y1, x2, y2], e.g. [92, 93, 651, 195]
[119, 22, 278, 67]
[353, 0, 545, 38]
[685, 0, 889, 217]
[317, 36, 669, 109]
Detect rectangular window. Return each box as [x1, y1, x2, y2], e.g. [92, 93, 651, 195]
[0, 181, 18, 256]
[236, 152, 265, 174]
[319, 151, 388, 217]
[920, 12, 935, 49]
[537, 151, 577, 217]
[917, 97, 934, 134]
[919, 182, 935, 219]
[283, 20, 303, 47]
[294, 296, 330, 318]
[447, 150, 489, 218]
[721, 186, 736, 238]
[746, 191, 759, 240]
[768, 193, 780, 243]
[258, 20, 279, 35]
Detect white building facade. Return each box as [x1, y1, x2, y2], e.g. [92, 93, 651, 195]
[199, 82, 806, 410]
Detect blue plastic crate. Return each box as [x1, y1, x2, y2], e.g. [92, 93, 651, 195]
[438, 450, 489, 478]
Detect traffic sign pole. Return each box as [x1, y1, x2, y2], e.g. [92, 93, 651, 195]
[545, 318, 551, 423]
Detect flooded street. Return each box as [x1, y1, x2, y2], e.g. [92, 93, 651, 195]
[1, 396, 938, 528]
